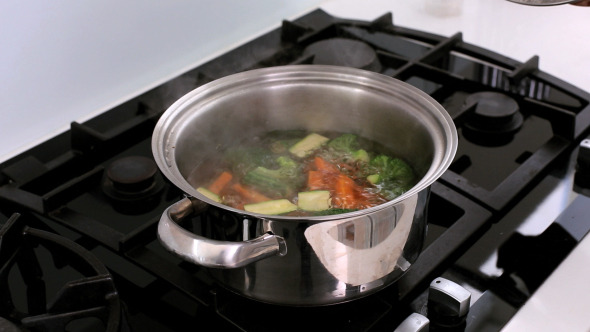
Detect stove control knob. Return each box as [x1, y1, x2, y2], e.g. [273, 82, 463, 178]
[394, 313, 430, 332]
[575, 138, 590, 192]
[427, 277, 471, 330]
[577, 138, 590, 170]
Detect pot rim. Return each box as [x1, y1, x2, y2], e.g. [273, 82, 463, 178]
[152, 65, 458, 220]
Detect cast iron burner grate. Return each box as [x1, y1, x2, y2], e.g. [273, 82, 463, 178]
[0, 213, 126, 332]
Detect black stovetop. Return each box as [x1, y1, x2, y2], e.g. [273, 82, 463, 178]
[1, 9, 590, 332]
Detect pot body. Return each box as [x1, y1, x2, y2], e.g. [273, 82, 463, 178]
[201, 189, 429, 306]
[152, 65, 457, 306]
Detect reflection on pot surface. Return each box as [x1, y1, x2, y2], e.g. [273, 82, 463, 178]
[199, 188, 429, 306]
[305, 194, 416, 286]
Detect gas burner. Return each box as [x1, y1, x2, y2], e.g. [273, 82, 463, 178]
[461, 92, 524, 146]
[0, 213, 124, 332]
[102, 155, 165, 214]
[302, 38, 381, 71]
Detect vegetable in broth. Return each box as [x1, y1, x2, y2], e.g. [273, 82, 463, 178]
[195, 131, 417, 216]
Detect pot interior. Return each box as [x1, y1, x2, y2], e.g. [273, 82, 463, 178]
[153, 65, 456, 211]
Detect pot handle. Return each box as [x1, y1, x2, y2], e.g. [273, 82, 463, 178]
[157, 197, 287, 269]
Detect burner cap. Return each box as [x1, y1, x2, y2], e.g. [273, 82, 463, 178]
[302, 38, 381, 71]
[102, 156, 165, 214]
[106, 156, 158, 192]
[462, 92, 523, 146]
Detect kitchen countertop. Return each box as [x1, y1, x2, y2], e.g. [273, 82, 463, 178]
[501, 223, 590, 331]
[321, 0, 590, 92]
[2, 1, 589, 330]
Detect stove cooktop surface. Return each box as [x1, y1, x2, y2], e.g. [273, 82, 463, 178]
[1, 9, 590, 332]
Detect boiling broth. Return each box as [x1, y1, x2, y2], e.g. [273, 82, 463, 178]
[190, 130, 417, 216]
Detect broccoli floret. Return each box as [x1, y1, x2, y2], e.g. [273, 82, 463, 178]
[328, 134, 360, 152]
[369, 155, 389, 169]
[370, 155, 414, 184]
[224, 147, 277, 177]
[367, 174, 380, 184]
[243, 156, 304, 197]
[276, 155, 296, 170]
[369, 155, 416, 200]
[352, 149, 370, 162]
[325, 134, 370, 164]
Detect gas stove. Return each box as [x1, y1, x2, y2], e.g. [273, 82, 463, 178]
[1, 9, 589, 331]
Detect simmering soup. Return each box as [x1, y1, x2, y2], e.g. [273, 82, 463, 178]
[192, 131, 417, 216]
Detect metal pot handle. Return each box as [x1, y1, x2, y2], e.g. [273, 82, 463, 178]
[157, 197, 287, 269]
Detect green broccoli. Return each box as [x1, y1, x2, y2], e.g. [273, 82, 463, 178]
[243, 156, 304, 198]
[326, 134, 370, 163]
[368, 155, 416, 200]
[352, 149, 370, 163]
[328, 134, 360, 152]
[224, 147, 277, 177]
[276, 155, 297, 173]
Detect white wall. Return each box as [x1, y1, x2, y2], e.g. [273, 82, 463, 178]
[0, 1, 323, 161]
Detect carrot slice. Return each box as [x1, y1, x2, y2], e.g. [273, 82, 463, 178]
[208, 171, 233, 194]
[313, 156, 340, 174]
[231, 183, 271, 203]
[333, 174, 358, 209]
[307, 170, 325, 190]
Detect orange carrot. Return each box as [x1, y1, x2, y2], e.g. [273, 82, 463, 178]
[231, 183, 271, 203]
[307, 170, 325, 190]
[313, 156, 340, 174]
[333, 174, 358, 209]
[208, 171, 233, 194]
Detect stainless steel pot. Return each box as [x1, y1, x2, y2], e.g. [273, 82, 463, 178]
[152, 65, 457, 306]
